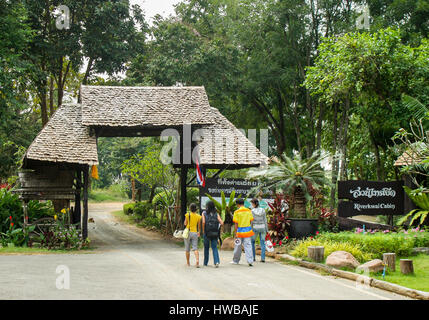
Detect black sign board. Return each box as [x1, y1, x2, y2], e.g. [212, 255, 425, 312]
[199, 178, 272, 211]
[338, 180, 404, 217]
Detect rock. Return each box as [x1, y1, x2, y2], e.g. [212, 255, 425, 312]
[221, 237, 235, 251]
[356, 259, 384, 273]
[412, 247, 429, 255]
[326, 251, 360, 269]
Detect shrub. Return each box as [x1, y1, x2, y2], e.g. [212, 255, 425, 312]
[318, 229, 429, 257]
[123, 203, 135, 215]
[133, 201, 152, 219]
[0, 189, 53, 233]
[290, 238, 374, 262]
[140, 216, 161, 229]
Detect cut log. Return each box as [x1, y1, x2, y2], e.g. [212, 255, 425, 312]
[383, 253, 396, 272]
[400, 259, 414, 274]
[308, 246, 325, 262]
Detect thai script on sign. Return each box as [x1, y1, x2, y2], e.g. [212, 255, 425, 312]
[350, 187, 396, 199]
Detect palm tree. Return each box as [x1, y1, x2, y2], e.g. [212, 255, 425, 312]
[248, 151, 331, 218]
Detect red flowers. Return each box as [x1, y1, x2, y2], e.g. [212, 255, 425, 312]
[279, 241, 282, 246]
[286, 236, 289, 240]
[316, 231, 319, 235]
[273, 242, 277, 247]
[9, 216, 12, 220]
[10, 222, 14, 227]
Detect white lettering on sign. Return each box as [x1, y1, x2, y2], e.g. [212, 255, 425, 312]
[350, 187, 396, 199]
[354, 203, 396, 212]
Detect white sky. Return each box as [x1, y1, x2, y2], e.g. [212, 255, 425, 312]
[130, 0, 182, 23]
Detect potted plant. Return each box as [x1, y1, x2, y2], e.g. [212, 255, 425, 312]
[248, 151, 331, 239]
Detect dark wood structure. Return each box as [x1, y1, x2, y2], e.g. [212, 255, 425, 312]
[17, 86, 268, 239]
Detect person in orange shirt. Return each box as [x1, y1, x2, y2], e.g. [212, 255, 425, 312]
[231, 198, 255, 266]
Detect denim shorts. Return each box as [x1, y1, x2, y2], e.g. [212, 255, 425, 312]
[185, 232, 199, 251]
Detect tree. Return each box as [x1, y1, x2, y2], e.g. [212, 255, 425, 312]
[305, 28, 429, 207]
[22, 0, 145, 125]
[121, 143, 176, 204]
[0, 1, 40, 181]
[248, 151, 331, 218]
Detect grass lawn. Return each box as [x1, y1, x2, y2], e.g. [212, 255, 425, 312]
[370, 254, 429, 292]
[89, 187, 129, 202]
[0, 246, 95, 255]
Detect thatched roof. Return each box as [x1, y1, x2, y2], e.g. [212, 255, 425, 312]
[394, 143, 428, 167]
[25, 86, 268, 168]
[81, 85, 215, 128]
[196, 108, 269, 168]
[25, 104, 99, 166]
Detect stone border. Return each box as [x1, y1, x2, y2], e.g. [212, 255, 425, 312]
[273, 253, 429, 300]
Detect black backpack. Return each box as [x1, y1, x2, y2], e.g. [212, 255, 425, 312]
[204, 211, 220, 239]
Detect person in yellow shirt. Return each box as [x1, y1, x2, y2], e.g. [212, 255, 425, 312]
[184, 203, 202, 268]
[231, 198, 255, 266]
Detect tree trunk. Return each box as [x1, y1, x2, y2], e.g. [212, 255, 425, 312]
[49, 76, 55, 116]
[383, 253, 396, 272]
[369, 126, 383, 180]
[330, 104, 339, 210]
[400, 259, 413, 274]
[149, 186, 156, 203]
[293, 188, 307, 218]
[39, 87, 48, 126]
[308, 246, 324, 262]
[339, 96, 350, 181]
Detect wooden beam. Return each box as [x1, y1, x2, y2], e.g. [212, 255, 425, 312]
[74, 169, 82, 226]
[180, 167, 188, 225]
[82, 165, 89, 239]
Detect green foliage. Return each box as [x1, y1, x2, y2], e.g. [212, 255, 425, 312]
[205, 190, 241, 222]
[397, 186, 429, 227]
[139, 217, 161, 230]
[291, 238, 374, 263]
[123, 203, 136, 215]
[248, 151, 330, 200]
[0, 189, 53, 233]
[318, 229, 429, 258]
[89, 183, 130, 202]
[39, 223, 89, 250]
[133, 201, 153, 220]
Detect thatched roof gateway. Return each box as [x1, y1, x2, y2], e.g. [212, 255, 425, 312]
[25, 104, 99, 166]
[81, 85, 215, 128]
[197, 108, 268, 168]
[24, 86, 268, 168]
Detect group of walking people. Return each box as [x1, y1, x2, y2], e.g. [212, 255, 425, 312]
[183, 198, 268, 268]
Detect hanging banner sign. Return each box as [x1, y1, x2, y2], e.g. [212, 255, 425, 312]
[338, 180, 404, 217]
[199, 178, 273, 211]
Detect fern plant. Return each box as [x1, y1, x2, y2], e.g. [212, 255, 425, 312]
[398, 186, 429, 227]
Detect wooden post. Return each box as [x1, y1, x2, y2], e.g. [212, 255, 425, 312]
[308, 246, 325, 262]
[22, 200, 29, 233]
[180, 167, 188, 226]
[400, 259, 414, 274]
[82, 166, 89, 240]
[74, 169, 82, 226]
[383, 253, 396, 271]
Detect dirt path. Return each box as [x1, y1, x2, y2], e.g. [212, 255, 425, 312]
[0, 202, 411, 300]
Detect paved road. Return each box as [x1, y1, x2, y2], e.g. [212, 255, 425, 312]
[0, 203, 411, 300]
